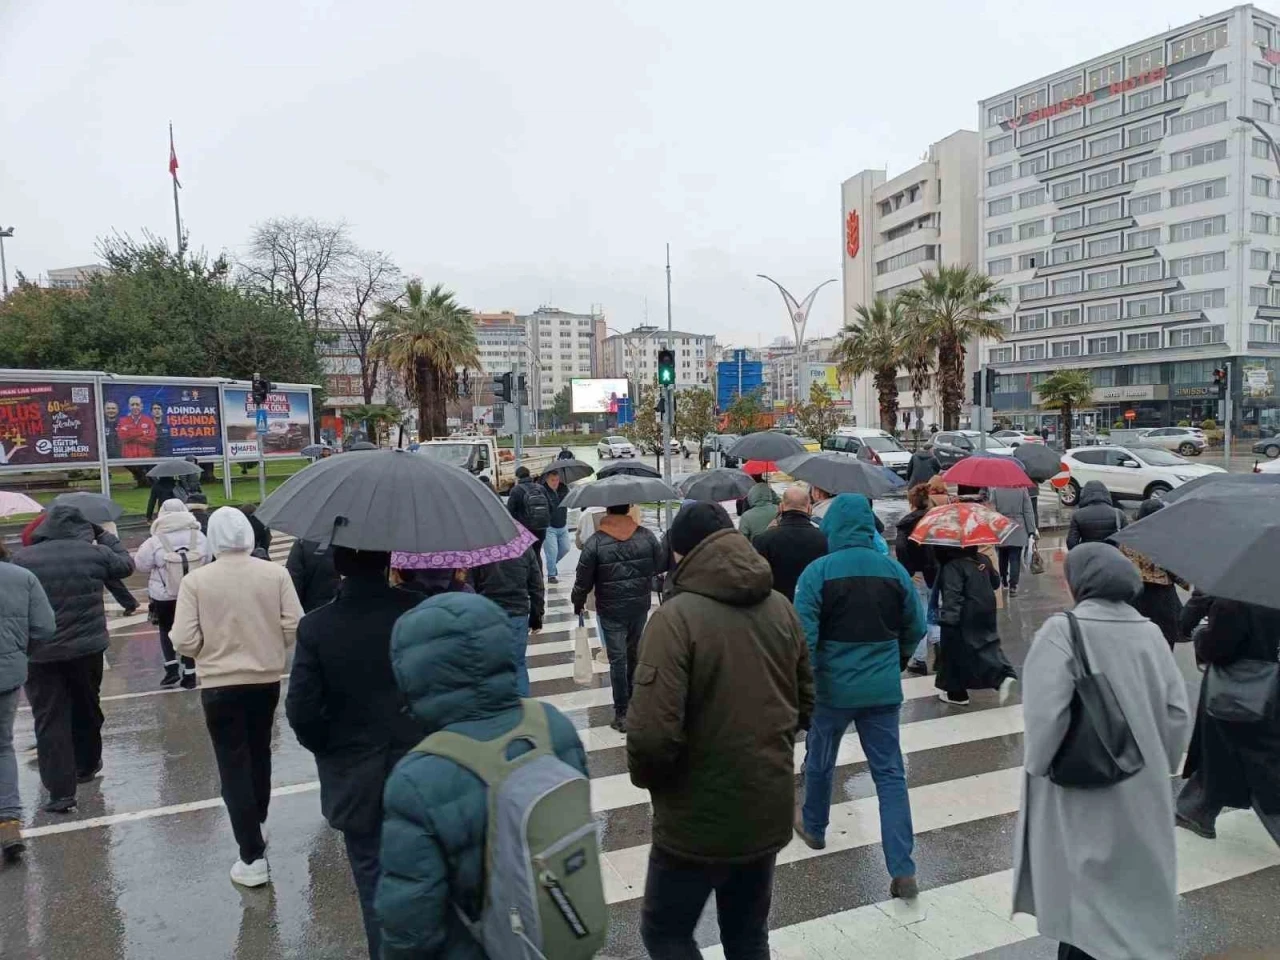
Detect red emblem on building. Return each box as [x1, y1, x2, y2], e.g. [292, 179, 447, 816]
[846, 211, 860, 260]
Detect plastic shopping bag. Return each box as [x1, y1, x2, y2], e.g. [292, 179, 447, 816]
[573, 613, 595, 686]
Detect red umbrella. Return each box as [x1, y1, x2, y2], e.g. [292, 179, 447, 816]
[943, 456, 1036, 489]
[742, 459, 777, 475]
[908, 502, 1016, 548]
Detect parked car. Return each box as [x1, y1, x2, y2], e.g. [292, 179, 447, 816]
[1254, 457, 1280, 474]
[825, 429, 912, 477]
[991, 429, 1043, 446]
[641, 438, 681, 456]
[1055, 444, 1225, 505]
[1253, 436, 1280, 459]
[700, 434, 742, 469]
[1135, 426, 1207, 456]
[597, 435, 636, 459]
[822, 434, 883, 467]
[931, 430, 1017, 468]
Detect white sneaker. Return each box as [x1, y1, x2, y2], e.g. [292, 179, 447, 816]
[937, 691, 971, 707]
[230, 857, 270, 888]
[998, 675, 1017, 706]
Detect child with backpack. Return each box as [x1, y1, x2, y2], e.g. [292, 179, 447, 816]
[134, 499, 211, 688]
[377, 592, 604, 960]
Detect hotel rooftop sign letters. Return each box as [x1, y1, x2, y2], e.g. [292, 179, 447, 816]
[1001, 67, 1166, 130]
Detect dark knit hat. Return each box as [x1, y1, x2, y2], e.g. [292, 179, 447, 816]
[669, 501, 733, 557]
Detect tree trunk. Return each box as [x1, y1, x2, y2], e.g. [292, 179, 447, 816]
[415, 358, 431, 441]
[1061, 403, 1073, 451]
[937, 337, 962, 430]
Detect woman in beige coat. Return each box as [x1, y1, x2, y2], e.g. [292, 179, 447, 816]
[173, 507, 303, 889]
[1012, 543, 1191, 960]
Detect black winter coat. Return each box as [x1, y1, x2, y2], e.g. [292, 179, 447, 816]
[146, 476, 184, 521]
[934, 552, 1010, 693]
[894, 508, 938, 587]
[1066, 480, 1127, 549]
[286, 540, 340, 613]
[1182, 599, 1280, 815]
[541, 480, 569, 529]
[507, 479, 551, 534]
[571, 515, 662, 621]
[906, 451, 942, 487]
[752, 511, 828, 602]
[285, 575, 426, 834]
[473, 546, 545, 629]
[245, 512, 272, 554]
[13, 506, 134, 663]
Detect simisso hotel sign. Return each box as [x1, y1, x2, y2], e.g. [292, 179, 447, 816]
[1001, 67, 1166, 130]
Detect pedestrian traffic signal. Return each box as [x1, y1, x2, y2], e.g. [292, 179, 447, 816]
[1213, 367, 1227, 399]
[251, 373, 274, 406]
[492, 372, 513, 402]
[657, 349, 676, 386]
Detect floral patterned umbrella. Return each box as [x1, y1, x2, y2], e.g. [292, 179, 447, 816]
[391, 523, 537, 570]
[908, 501, 1016, 548]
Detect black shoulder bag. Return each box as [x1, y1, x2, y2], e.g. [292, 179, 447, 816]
[1205, 643, 1280, 724]
[1049, 612, 1146, 788]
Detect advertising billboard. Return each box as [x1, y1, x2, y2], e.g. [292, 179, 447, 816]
[101, 382, 223, 460]
[571, 378, 630, 414]
[224, 388, 313, 459]
[0, 380, 99, 468]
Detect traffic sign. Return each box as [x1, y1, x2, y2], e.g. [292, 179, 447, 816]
[1124, 409, 1137, 421]
[256, 408, 269, 434]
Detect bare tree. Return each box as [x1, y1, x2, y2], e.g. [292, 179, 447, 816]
[241, 217, 356, 338]
[334, 248, 402, 403]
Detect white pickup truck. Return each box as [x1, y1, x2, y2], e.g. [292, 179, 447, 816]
[417, 437, 553, 494]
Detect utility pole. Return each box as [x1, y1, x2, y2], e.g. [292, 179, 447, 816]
[662, 244, 674, 529]
[512, 360, 524, 462]
[0, 226, 12, 297]
[1224, 360, 1233, 467]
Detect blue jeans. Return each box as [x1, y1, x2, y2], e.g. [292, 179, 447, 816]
[508, 614, 530, 695]
[543, 525, 571, 578]
[598, 612, 647, 720]
[0, 687, 19, 820]
[801, 703, 915, 879]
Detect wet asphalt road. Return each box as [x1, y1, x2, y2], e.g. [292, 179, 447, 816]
[1, 469, 1277, 959]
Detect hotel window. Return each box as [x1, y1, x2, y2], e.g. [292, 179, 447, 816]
[987, 257, 1013, 276]
[1051, 244, 1080, 264]
[1088, 132, 1123, 157]
[1089, 99, 1123, 124]
[1127, 119, 1163, 146]
[1019, 251, 1044, 270]
[1086, 268, 1121, 290]
[989, 347, 1014, 364]
[1168, 289, 1226, 311]
[1168, 252, 1226, 277]
[1126, 261, 1162, 283]
[1051, 75, 1084, 101]
[1169, 102, 1228, 134]
[1020, 312, 1048, 331]
[1018, 186, 1046, 208]
[1171, 140, 1227, 170]
[1169, 215, 1226, 241]
[1170, 64, 1228, 98]
[1255, 23, 1272, 47]
[1088, 167, 1122, 191]
[1128, 87, 1163, 110]
[1087, 60, 1123, 91]
[1020, 155, 1048, 177]
[1052, 112, 1085, 136]
[1254, 63, 1273, 85]
[1253, 138, 1273, 160]
[988, 165, 1013, 187]
[1130, 363, 1161, 383]
[1171, 325, 1226, 346]
[1052, 144, 1083, 167]
[988, 195, 1014, 216]
[1019, 219, 1046, 241]
[988, 134, 1014, 156]
[1127, 46, 1164, 77]
[1087, 335, 1119, 354]
[1087, 303, 1120, 323]
[1127, 332, 1162, 350]
[1019, 281, 1047, 300]
[1171, 22, 1230, 62]
[1088, 201, 1122, 225]
[1019, 124, 1048, 147]
[1127, 156, 1161, 180]
[1127, 296, 1162, 317]
[1250, 285, 1271, 306]
[1256, 100, 1274, 123]
[1254, 176, 1272, 198]
[1129, 192, 1161, 215]
[1250, 323, 1271, 342]
[1169, 178, 1227, 206]
[988, 227, 1013, 246]
[1252, 249, 1271, 270]
[1053, 179, 1084, 201]
[1052, 211, 1083, 232]
[1019, 343, 1046, 361]
[987, 100, 1014, 126]
[1051, 340, 1082, 358]
[1092, 367, 1117, 387]
[1017, 88, 1048, 114]
[1052, 276, 1082, 295]
[1252, 213, 1272, 233]
[1086, 235, 1121, 257]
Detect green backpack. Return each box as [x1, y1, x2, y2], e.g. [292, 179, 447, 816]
[414, 699, 607, 959]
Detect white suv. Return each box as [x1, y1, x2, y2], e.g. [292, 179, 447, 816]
[1057, 444, 1225, 505]
[1136, 426, 1207, 456]
[597, 436, 635, 459]
[835, 428, 913, 477]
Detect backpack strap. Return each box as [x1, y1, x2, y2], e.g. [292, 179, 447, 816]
[411, 698, 553, 785]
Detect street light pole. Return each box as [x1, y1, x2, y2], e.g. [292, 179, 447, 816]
[0, 227, 13, 297]
[662, 244, 674, 529]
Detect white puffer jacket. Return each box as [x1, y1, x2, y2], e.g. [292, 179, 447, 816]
[135, 506, 213, 601]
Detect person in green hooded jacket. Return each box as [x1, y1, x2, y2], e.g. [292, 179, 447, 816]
[375, 593, 587, 960]
[736, 480, 781, 543]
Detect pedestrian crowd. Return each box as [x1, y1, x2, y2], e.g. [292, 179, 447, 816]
[0, 462, 1274, 960]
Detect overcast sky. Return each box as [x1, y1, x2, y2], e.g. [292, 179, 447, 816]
[1, 0, 1232, 346]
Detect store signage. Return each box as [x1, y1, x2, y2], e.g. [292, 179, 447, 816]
[1174, 385, 1213, 398]
[845, 211, 860, 260]
[1093, 385, 1157, 402]
[1003, 67, 1166, 129]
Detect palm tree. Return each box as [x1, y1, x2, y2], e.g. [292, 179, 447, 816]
[1038, 369, 1094, 451]
[898, 306, 933, 442]
[897, 265, 1007, 430]
[833, 298, 905, 432]
[376, 281, 479, 440]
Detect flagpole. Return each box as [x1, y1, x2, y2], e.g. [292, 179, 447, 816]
[169, 122, 184, 257]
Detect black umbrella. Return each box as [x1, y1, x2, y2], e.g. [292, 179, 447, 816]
[776, 452, 906, 498]
[560, 474, 680, 509]
[726, 431, 806, 462]
[147, 459, 202, 479]
[597, 460, 662, 479]
[255, 449, 520, 552]
[300, 443, 331, 458]
[679, 468, 755, 502]
[539, 459, 595, 483]
[49, 492, 124, 524]
[1012, 443, 1062, 483]
[1159, 470, 1280, 504]
[1112, 488, 1280, 609]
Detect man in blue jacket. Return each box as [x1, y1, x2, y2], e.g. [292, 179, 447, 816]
[792, 494, 925, 901]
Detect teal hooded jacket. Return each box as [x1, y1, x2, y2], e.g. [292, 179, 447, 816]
[376, 593, 587, 960]
[793, 494, 925, 709]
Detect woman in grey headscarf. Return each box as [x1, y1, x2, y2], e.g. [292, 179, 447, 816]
[1012, 543, 1192, 960]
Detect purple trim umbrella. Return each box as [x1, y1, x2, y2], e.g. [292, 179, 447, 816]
[391, 523, 538, 570]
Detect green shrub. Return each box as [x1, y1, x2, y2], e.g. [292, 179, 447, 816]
[1200, 418, 1217, 430]
[1177, 419, 1191, 427]
[1113, 420, 1125, 429]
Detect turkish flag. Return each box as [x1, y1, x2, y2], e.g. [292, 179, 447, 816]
[169, 125, 181, 188]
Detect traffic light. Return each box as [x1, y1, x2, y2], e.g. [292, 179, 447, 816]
[1212, 367, 1227, 399]
[973, 369, 996, 405]
[516, 374, 527, 406]
[251, 372, 274, 406]
[972, 370, 983, 406]
[657, 349, 676, 386]
[984, 368, 997, 406]
[492, 372, 512, 402]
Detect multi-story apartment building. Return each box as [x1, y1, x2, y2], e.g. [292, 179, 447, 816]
[979, 6, 1280, 436]
[841, 130, 981, 430]
[602, 326, 715, 389]
[521, 306, 602, 411]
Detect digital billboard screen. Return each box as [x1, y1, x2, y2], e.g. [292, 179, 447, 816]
[571, 378, 630, 414]
[223, 388, 314, 459]
[0, 380, 99, 468]
[102, 382, 222, 460]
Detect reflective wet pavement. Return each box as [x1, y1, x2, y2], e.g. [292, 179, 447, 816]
[2, 520, 1277, 959]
